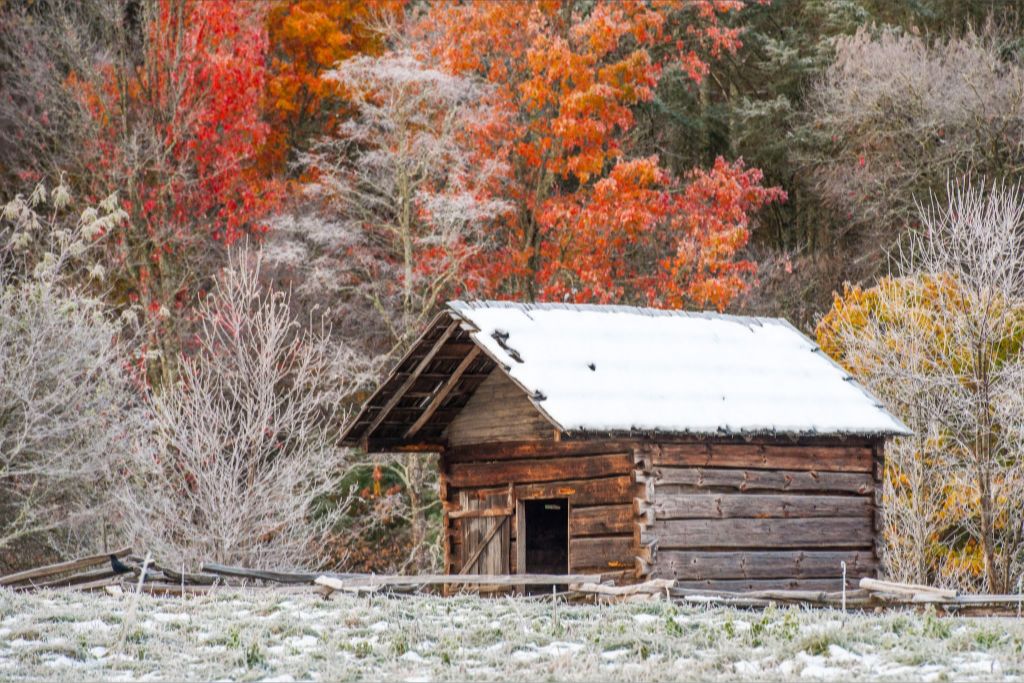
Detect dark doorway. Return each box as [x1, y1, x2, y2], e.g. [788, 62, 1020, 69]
[523, 498, 569, 576]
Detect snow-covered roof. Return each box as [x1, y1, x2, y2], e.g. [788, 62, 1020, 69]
[447, 301, 910, 437]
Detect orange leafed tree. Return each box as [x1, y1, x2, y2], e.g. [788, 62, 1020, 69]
[262, 0, 404, 175]
[420, 0, 783, 308]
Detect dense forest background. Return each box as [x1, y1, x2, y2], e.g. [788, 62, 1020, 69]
[2, 0, 1024, 592]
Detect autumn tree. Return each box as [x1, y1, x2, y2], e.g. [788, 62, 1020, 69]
[261, 0, 404, 175]
[268, 51, 508, 570]
[68, 0, 279, 383]
[818, 180, 1024, 593]
[420, 0, 784, 309]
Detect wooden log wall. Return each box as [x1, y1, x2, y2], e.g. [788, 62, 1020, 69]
[441, 441, 646, 579]
[638, 441, 883, 592]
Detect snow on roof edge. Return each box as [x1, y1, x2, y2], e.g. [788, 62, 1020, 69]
[446, 300, 912, 438]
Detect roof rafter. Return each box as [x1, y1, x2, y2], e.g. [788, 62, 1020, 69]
[405, 345, 482, 439]
[359, 318, 460, 448]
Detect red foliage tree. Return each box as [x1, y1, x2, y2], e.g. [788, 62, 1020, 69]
[421, 0, 784, 309]
[71, 0, 279, 380]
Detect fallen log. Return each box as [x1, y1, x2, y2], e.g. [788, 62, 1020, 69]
[158, 566, 220, 586]
[315, 576, 385, 595]
[859, 577, 956, 599]
[135, 583, 218, 596]
[13, 567, 118, 591]
[315, 573, 601, 591]
[200, 563, 321, 584]
[64, 576, 125, 592]
[0, 547, 132, 587]
[570, 579, 675, 596]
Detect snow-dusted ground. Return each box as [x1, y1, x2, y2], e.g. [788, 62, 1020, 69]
[1, 589, 1022, 681]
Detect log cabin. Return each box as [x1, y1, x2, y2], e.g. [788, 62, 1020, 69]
[341, 301, 910, 591]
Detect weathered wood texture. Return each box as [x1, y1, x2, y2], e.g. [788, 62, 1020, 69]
[441, 438, 884, 589]
[645, 441, 881, 589]
[654, 468, 874, 494]
[675, 577, 852, 592]
[651, 443, 873, 472]
[442, 440, 641, 577]
[459, 490, 510, 576]
[444, 370, 553, 447]
[655, 550, 877, 580]
[651, 494, 872, 520]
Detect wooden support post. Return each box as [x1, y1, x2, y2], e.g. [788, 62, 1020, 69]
[515, 498, 526, 594]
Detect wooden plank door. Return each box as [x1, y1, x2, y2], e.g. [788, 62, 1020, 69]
[459, 490, 510, 576]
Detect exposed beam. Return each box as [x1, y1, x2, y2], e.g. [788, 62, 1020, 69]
[405, 346, 482, 438]
[361, 320, 460, 446]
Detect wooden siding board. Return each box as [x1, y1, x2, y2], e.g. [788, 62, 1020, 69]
[444, 370, 552, 447]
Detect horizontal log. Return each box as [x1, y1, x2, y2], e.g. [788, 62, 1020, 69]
[655, 467, 875, 494]
[674, 577, 853, 592]
[317, 573, 600, 588]
[12, 567, 119, 591]
[515, 476, 638, 506]
[653, 494, 873, 520]
[447, 453, 632, 488]
[570, 535, 635, 571]
[201, 563, 320, 584]
[652, 517, 874, 549]
[570, 579, 675, 596]
[653, 443, 873, 473]
[859, 577, 957, 599]
[571, 504, 634, 536]
[447, 506, 513, 519]
[654, 550, 878, 580]
[0, 547, 132, 586]
[444, 440, 639, 463]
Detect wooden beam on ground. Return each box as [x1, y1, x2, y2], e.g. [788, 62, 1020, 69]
[0, 547, 132, 587]
[859, 577, 956, 599]
[570, 579, 675, 596]
[13, 567, 119, 591]
[315, 573, 601, 590]
[200, 563, 321, 584]
[362, 320, 460, 445]
[405, 345, 481, 438]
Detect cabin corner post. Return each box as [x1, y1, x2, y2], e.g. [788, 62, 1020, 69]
[872, 439, 886, 579]
[438, 450, 453, 594]
[633, 443, 658, 578]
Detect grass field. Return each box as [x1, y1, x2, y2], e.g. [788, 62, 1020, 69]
[1, 588, 1022, 681]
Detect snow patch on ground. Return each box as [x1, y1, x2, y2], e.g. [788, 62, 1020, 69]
[1, 590, 1022, 681]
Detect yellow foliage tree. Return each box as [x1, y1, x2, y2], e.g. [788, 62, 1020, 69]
[819, 270, 1024, 592]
